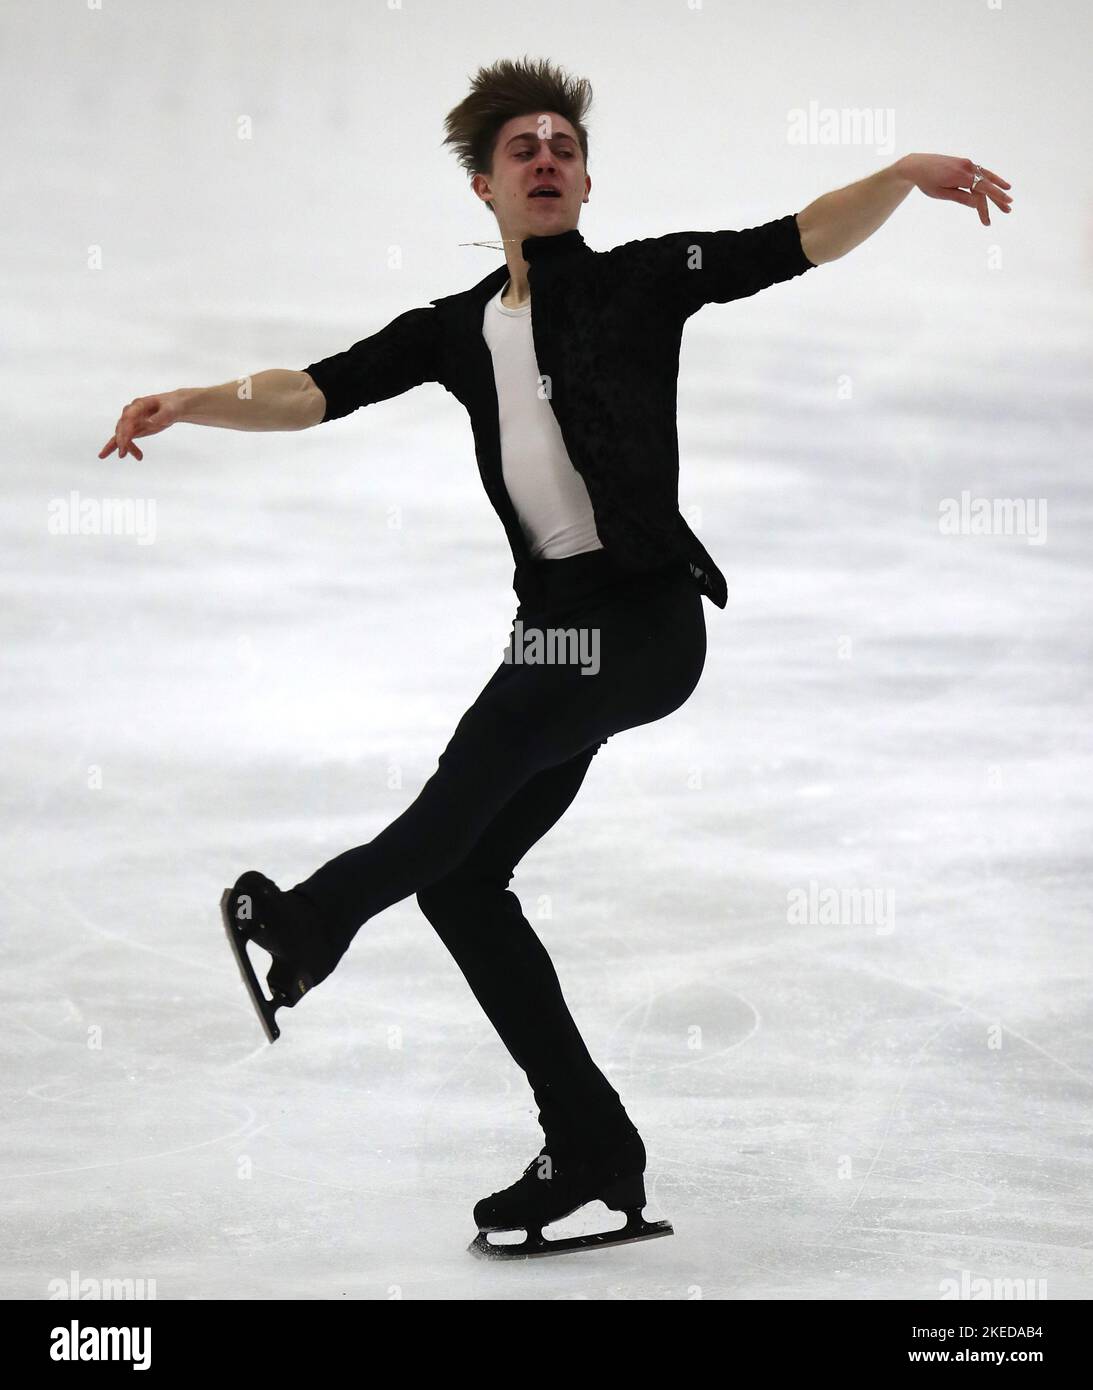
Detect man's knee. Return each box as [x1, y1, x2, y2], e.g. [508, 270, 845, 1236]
[416, 873, 512, 931]
[416, 874, 481, 926]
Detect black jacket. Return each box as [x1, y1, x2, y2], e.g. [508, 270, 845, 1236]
[302, 213, 816, 608]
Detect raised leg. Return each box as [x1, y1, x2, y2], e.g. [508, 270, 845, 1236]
[415, 739, 632, 1150]
[293, 574, 706, 953]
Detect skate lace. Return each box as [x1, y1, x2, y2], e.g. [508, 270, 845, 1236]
[521, 1149, 552, 1180]
[499, 1131, 641, 1191]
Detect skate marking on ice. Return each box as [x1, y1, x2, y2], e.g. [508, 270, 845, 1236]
[469, 1210, 674, 1260]
[601, 981, 762, 1080]
[219, 887, 283, 1043]
[5, 1102, 260, 1181]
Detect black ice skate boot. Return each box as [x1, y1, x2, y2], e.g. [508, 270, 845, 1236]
[469, 1125, 673, 1259]
[219, 869, 343, 1042]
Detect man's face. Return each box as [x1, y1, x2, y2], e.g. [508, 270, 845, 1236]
[473, 112, 591, 241]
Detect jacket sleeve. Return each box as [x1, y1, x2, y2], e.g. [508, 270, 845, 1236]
[618, 212, 816, 318]
[301, 305, 441, 423]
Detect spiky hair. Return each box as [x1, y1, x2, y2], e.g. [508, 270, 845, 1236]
[442, 56, 592, 216]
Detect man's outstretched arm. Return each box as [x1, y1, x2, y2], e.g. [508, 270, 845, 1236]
[99, 305, 440, 459]
[795, 154, 1013, 266]
[100, 371, 324, 460]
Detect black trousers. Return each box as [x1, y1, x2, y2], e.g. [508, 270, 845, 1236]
[293, 548, 708, 1150]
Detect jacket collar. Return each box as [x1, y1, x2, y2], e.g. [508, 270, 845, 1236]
[430, 228, 590, 311]
[520, 227, 588, 262]
[430, 263, 509, 311]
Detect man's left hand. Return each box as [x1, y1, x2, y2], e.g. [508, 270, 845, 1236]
[900, 154, 1013, 226]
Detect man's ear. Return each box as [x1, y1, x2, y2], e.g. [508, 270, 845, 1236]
[471, 171, 494, 206]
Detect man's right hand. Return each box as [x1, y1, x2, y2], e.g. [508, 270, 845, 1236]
[99, 392, 181, 461]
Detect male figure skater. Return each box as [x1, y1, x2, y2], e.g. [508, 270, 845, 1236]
[100, 57, 1011, 1256]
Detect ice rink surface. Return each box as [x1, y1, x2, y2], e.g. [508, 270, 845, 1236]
[3, 0, 1091, 1300]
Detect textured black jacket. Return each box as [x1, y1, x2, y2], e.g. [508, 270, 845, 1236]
[302, 213, 816, 608]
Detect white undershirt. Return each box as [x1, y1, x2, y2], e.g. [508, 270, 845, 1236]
[481, 283, 603, 561]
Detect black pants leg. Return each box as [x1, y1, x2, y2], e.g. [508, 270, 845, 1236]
[416, 743, 616, 1150]
[292, 554, 707, 1146]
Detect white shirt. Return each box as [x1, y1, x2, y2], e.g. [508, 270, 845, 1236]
[481, 282, 603, 561]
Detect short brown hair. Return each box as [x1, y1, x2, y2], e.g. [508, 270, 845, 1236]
[442, 56, 593, 216]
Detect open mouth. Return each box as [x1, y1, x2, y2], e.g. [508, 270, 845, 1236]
[528, 187, 561, 199]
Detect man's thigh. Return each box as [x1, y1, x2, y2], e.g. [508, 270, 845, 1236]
[465, 577, 705, 769]
[415, 578, 703, 859]
[445, 741, 604, 894]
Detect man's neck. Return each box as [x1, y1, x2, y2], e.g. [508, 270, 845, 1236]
[496, 223, 585, 307]
[500, 274, 530, 309]
[500, 252, 530, 308]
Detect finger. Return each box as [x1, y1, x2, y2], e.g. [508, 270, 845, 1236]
[978, 166, 1011, 189]
[129, 442, 144, 461]
[948, 188, 990, 222]
[99, 438, 118, 459]
[953, 186, 1001, 223]
[972, 172, 1012, 199]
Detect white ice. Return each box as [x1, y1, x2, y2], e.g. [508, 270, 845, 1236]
[3, 1, 1092, 1301]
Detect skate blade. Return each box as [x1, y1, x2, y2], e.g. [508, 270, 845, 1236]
[468, 1213, 674, 1260]
[219, 887, 283, 1044]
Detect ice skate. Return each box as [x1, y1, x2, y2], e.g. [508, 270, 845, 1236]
[468, 1127, 673, 1259]
[219, 870, 341, 1043]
